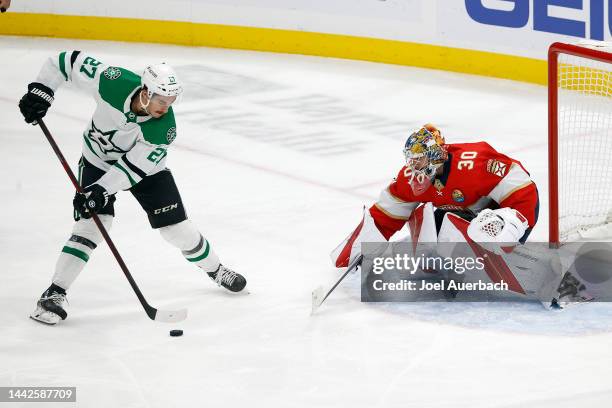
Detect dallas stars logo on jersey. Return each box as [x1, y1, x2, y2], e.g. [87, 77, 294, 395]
[167, 127, 177, 143]
[103, 67, 122, 80]
[86, 121, 129, 155]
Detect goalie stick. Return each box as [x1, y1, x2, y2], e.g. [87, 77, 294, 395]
[311, 255, 363, 314]
[37, 119, 187, 323]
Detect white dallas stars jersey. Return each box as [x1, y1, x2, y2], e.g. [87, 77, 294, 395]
[36, 51, 177, 195]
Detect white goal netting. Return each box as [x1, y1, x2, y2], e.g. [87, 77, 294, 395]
[556, 42, 612, 242]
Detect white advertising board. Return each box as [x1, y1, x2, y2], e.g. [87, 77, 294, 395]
[8, 0, 612, 60]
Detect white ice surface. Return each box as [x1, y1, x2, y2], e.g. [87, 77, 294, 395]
[1, 37, 612, 408]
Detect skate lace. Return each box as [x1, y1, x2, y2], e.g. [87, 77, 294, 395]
[43, 292, 68, 306]
[215, 266, 237, 286]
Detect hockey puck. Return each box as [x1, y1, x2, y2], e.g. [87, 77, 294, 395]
[169, 329, 183, 337]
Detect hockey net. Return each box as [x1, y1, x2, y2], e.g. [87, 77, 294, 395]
[549, 41, 612, 244]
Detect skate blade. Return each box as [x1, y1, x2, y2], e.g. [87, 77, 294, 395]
[220, 283, 250, 295]
[232, 286, 250, 295]
[29, 314, 59, 326]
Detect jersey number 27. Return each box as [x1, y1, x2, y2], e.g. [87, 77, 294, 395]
[80, 57, 102, 79]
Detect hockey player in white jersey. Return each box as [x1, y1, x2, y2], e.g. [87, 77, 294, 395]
[19, 51, 247, 325]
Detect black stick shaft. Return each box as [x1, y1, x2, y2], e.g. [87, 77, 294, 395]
[321, 255, 363, 304]
[37, 119, 156, 319]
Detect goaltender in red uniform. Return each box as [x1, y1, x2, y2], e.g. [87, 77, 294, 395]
[333, 124, 539, 268]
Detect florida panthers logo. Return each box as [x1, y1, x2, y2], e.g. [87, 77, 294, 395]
[487, 159, 508, 177]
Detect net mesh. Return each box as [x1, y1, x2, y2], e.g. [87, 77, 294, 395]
[557, 43, 612, 241]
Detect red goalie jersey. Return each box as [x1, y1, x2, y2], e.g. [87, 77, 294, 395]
[370, 142, 539, 242]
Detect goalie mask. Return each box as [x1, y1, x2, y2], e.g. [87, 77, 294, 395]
[403, 124, 448, 195]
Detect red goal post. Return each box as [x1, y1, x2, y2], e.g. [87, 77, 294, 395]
[549, 41, 612, 244]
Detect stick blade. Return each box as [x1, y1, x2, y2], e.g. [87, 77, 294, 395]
[153, 308, 188, 323]
[311, 286, 326, 315]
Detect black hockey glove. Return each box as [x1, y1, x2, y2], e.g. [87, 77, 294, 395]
[18, 82, 54, 124]
[73, 184, 109, 218]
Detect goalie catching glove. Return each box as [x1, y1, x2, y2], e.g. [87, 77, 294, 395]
[467, 208, 529, 253]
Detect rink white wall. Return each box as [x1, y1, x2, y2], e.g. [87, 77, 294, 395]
[2, 1, 611, 85]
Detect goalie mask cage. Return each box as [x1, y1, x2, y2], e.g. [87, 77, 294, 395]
[549, 41, 612, 244]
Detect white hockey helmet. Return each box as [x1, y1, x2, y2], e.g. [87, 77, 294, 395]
[141, 63, 183, 98]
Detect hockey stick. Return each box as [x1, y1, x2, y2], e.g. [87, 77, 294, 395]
[37, 119, 187, 323]
[311, 255, 363, 315]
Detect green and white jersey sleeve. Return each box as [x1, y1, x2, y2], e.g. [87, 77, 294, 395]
[35, 50, 103, 95]
[35, 51, 177, 195]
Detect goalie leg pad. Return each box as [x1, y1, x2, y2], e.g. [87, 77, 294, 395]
[330, 208, 387, 268]
[438, 213, 527, 294]
[331, 208, 386, 268]
[407, 202, 438, 244]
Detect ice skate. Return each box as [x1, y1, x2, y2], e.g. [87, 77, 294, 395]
[30, 285, 68, 325]
[207, 264, 247, 292]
